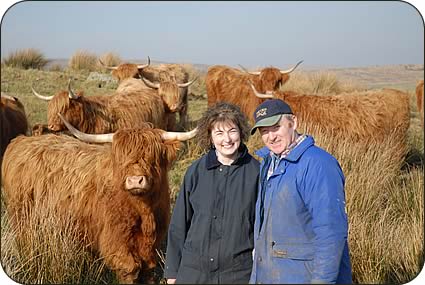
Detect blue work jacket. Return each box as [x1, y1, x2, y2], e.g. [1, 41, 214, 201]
[249, 135, 352, 284]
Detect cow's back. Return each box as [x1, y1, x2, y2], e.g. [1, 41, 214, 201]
[142, 64, 189, 83]
[1, 95, 28, 159]
[116, 78, 150, 93]
[207, 65, 266, 121]
[1, 134, 106, 226]
[278, 88, 410, 143]
[109, 90, 168, 130]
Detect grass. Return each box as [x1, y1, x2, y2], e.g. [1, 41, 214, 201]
[1, 62, 423, 284]
[68, 50, 99, 72]
[2, 48, 49, 70]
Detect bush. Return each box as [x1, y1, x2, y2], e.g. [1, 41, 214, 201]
[2, 48, 49, 70]
[68, 50, 98, 71]
[98, 52, 122, 70]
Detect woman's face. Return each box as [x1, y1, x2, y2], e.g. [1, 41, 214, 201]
[211, 121, 241, 159]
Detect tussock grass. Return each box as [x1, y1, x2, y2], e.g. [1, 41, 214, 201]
[69, 50, 98, 71]
[283, 71, 366, 94]
[1, 195, 114, 284]
[98, 52, 122, 70]
[2, 48, 49, 70]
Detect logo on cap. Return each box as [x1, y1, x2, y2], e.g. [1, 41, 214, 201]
[256, 108, 267, 118]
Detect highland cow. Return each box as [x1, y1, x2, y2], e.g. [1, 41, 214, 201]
[1, 116, 197, 284]
[206, 61, 303, 110]
[31, 78, 188, 132]
[102, 59, 193, 128]
[250, 84, 410, 145]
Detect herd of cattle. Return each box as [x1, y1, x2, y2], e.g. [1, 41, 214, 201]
[0, 58, 423, 283]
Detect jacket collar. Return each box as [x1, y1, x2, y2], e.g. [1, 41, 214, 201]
[255, 135, 315, 162]
[206, 143, 249, 169]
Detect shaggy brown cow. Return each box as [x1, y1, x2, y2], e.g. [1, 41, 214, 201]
[103, 60, 192, 129]
[1, 116, 197, 284]
[99, 57, 151, 81]
[31, 78, 183, 132]
[142, 65, 192, 128]
[206, 61, 303, 109]
[416, 80, 424, 128]
[250, 84, 410, 144]
[115, 73, 196, 130]
[1, 93, 28, 159]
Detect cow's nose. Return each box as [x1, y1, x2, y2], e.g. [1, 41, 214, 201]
[169, 104, 179, 112]
[125, 176, 148, 190]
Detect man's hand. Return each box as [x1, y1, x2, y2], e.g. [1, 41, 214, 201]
[167, 278, 176, 284]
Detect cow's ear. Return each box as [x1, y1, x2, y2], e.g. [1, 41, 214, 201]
[162, 141, 180, 168]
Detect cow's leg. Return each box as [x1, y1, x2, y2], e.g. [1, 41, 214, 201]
[99, 234, 141, 284]
[167, 113, 177, 131]
[179, 105, 188, 129]
[179, 92, 189, 129]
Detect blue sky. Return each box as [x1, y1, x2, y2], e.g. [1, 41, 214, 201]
[0, 1, 424, 69]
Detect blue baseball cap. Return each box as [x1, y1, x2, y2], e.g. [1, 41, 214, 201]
[251, 99, 293, 135]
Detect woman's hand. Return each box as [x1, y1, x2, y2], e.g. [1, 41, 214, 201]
[167, 278, 176, 284]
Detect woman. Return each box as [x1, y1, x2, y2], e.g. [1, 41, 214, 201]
[164, 102, 259, 284]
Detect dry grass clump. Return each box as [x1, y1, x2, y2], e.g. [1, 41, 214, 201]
[1, 194, 114, 284]
[98, 52, 122, 70]
[2, 48, 49, 70]
[68, 50, 98, 71]
[283, 71, 365, 94]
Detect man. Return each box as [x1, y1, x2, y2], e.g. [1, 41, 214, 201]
[249, 99, 352, 284]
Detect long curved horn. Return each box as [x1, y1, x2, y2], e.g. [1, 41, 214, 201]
[177, 77, 198, 88]
[280, 60, 303, 74]
[238, 64, 260, 75]
[31, 86, 54, 101]
[1, 94, 17, 101]
[58, 113, 114, 143]
[161, 127, 198, 141]
[67, 78, 79, 99]
[137, 56, 150, 69]
[98, 58, 118, 70]
[141, 76, 160, 89]
[249, 82, 274, 99]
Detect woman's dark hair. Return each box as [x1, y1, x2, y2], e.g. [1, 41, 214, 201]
[195, 102, 251, 151]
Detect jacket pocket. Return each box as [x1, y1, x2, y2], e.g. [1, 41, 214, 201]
[272, 243, 314, 284]
[271, 242, 315, 282]
[272, 242, 314, 260]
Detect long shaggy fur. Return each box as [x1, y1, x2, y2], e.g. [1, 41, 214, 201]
[116, 78, 151, 93]
[416, 80, 424, 128]
[142, 64, 190, 129]
[206, 65, 289, 111]
[115, 79, 183, 130]
[1, 128, 180, 283]
[111, 64, 142, 81]
[111, 63, 190, 128]
[1, 94, 28, 159]
[274, 88, 410, 144]
[46, 87, 172, 133]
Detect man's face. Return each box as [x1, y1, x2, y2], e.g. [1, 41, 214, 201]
[259, 115, 297, 155]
